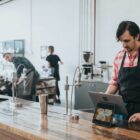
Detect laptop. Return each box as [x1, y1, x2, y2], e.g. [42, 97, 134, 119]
[88, 91, 128, 115]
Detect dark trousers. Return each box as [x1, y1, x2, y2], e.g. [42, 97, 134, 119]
[56, 80, 60, 98]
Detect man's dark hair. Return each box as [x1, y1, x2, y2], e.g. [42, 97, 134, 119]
[48, 46, 54, 54]
[116, 21, 140, 41]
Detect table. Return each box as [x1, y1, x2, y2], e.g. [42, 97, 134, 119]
[0, 95, 139, 140]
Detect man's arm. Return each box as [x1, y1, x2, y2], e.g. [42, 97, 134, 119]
[57, 55, 63, 65]
[16, 64, 24, 78]
[105, 52, 120, 94]
[105, 84, 118, 94]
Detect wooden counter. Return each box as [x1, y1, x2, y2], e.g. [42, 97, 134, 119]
[0, 95, 140, 140]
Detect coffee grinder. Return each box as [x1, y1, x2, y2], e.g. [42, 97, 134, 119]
[82, 51, 93, 79]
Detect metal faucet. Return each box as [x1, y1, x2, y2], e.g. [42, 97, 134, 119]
[70, 66, 81, 115]
[64, 66, 81, 120]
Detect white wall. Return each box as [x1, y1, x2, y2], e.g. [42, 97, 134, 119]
[0, 0, 79, 99]
[0, 0, 140, 99]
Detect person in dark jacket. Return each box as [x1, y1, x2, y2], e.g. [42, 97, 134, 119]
[46, 46, 63, 103]
[3, 53, 39, 100]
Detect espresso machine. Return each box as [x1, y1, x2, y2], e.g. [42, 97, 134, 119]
[82, 51, 94, 79]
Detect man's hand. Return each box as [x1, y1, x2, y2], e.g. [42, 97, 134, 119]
[105, 85, 118, 94]
[128, 113, 140, 123]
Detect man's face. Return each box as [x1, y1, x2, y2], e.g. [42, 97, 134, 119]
[4, 54, 12, 62]
[119, 30, 138, 52]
